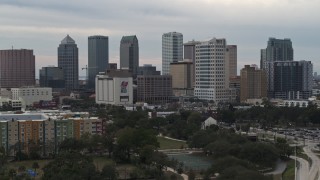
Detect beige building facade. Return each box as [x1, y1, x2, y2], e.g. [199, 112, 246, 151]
[170, 60, 194, 96]
[240, 65, 267, 102]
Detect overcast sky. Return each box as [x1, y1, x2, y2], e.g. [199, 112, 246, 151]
[0, 0, 319, 78]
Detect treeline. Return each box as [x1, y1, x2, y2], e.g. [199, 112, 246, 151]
[218, 104, 320, 126]
[188, 126, 292, 179]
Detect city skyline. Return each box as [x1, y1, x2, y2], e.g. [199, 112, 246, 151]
[0, 0, 319, 77]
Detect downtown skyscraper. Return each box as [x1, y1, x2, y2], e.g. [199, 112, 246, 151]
[194, 38, 236, 103]
[120, 35, 139, 77]
[0, 49, 35, 88]
[162, 32, 183, 75]
[261, 38, 293, 96]
[88, 35, 109, 89]
[261, 38, 312, 99]
[58, 35, 79, 91]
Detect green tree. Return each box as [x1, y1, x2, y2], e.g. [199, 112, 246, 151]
[101, 163, 118, 180]
[275, 138, 293, 158]
[32, 162, 39, 174]
[188, 169, 196, 180]
[18, 166, 26, 174]
[8, 168, 16, 180]
[0, 146, 6, 166]
[43, 152, 98, 180]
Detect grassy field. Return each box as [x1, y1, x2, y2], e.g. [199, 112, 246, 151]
[157, 136, 188, 150]
[282, 160, 295, 180]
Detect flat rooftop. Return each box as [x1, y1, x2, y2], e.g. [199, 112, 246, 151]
[0, 113, 48, 121]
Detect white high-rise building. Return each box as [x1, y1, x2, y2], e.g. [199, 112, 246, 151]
[162, 32, 183, 75]
[194, 38, 236, 103]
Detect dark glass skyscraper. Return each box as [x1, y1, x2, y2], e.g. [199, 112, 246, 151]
[120, 35, 139, 77]
[58, 35, 79, 91]
[88, 35, 109, 89]
[261, 38, 294, 97]
[39, 66, 65, 92]
[271, 61, 313, 99]
[261, 38, 293, 69]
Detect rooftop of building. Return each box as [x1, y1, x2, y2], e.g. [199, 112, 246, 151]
[61, 35, 75, 44]
[183, 40, 201, 45]
[0, 49, 33, 52]
[98, 69, 133, 78]
[163, 32, 183, 36]
[88, 35, 108, 39]
[0, 113, 48, 122]
[121, 35, 138, 43]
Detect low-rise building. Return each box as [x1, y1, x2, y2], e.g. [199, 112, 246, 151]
[95, 69, 133, 105]
[0, 112, 106, 156]
[137, 75, 172, 104]
[11, 87, 52, 106]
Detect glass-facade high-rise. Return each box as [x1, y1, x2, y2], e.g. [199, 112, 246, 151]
[88, 35, 109, 89]
[162, 32, 183, 75]
[120, 35, 139, 77]
[39, 66, 65, 92]
[271, 61, 313, 99]
[261, 38, 293, 95]
[58, 35, 79, 91]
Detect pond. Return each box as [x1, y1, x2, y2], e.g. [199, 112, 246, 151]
[167, 153, 213, 171]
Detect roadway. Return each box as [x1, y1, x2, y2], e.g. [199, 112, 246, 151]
[255, 128, 320, 180]
[290, 155, 309, 180]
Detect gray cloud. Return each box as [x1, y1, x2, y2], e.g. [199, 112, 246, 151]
[0, 0, 319, 77]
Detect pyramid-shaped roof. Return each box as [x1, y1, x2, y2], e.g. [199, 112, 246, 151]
[61, 35, 75, 44]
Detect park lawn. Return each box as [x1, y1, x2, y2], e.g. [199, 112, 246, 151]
[4, 159, 52, 179]
[282, 159, 295, 180]
[157, 136, 188, 150]
[92, 156, 114, 171]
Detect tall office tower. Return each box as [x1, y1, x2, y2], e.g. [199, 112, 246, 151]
[39, 66, 65, 92]
[120, 35, 139, 77]
[260, 38, 294, 95]
[240, 65, 267, 102]
[162, 32, 183, 75]
[270, 60, 313, 99]
[88, 35, 109, 89]
[170, 60, 194, 96]
[226, 45, 237, 78]
[0, 49, 35, 88]
[58, 35, 79, 91]
[194, 38, 236, 103]
[138, 64, 161, 75]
